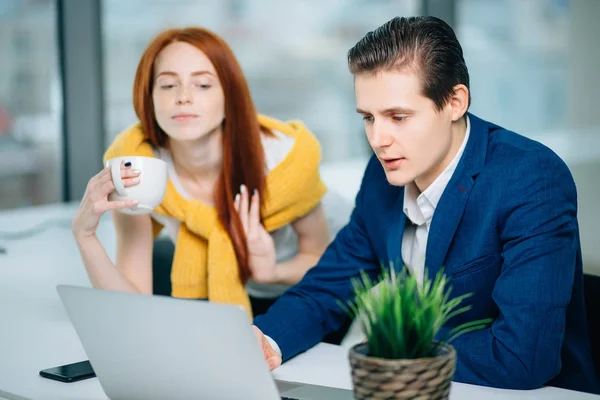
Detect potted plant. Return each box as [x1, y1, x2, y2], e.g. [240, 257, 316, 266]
[343, 265, 491, 400]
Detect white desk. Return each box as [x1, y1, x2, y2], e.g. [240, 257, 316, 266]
[0, 203, 598, 400]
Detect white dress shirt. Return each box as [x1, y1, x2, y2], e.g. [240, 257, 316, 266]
[401, 116, 471, 284]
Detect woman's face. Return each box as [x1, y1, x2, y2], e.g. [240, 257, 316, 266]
[152, 41, 225, 142]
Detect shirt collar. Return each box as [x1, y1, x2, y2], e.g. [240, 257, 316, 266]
[403, 115, 471, 225]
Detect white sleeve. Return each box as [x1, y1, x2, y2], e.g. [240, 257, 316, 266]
[265, 335, 282, 356]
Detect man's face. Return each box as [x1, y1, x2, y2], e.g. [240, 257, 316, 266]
[355, 69, 456, 190]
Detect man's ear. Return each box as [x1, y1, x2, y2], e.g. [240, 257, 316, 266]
[449, 84, 469, 122]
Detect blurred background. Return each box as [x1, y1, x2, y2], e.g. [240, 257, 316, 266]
[0, 0, 598, 273]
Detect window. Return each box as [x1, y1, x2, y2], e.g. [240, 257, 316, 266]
[0, 0, 62, 209]
[457, 0, 600, 274]
[102, 0, 419, 162]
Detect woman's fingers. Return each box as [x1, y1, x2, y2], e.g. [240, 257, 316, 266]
[119, 161, 140, 186]
[239, 184, 249, 232]
[234, 192, 241, 211]
[248, 190, 260, 238]
[121, 167, 141, 180]
[89, 169, 114, 201]
[122, 176, 140, 188]
[90, 167, 112, 189]
[234, 184, 262, 236]
[90, 198, 138, 215]
[96, 161, 139, 184]
[99, 177, 139, 197]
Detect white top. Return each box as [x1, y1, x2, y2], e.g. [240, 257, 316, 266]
[151, 130, 299, 299]
[401, 116, 471, 284]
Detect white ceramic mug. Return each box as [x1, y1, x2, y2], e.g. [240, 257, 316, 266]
[105, 156, 168, 215]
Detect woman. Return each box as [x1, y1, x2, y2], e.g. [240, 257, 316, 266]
[71, 27, 333, 319]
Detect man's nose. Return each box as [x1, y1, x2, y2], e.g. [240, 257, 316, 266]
[370, 122, 394, 148]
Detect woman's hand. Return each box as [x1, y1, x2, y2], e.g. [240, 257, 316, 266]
[234, 184, 277, 283]
[72, 162, 141, 241]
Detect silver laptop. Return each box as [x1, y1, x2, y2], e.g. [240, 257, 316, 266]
[56, 285, 353, 400]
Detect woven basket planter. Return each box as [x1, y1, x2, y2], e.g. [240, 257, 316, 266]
[348, 342, 456, 400]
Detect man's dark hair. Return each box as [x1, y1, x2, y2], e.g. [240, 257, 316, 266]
[348, 16, 471, 111]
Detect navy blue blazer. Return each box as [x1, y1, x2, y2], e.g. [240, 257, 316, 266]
[255, 113, 599, 394]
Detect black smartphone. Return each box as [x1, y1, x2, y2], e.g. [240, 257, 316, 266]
[39, 360, 96, 383]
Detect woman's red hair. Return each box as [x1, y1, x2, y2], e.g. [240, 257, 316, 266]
[132, 27, 268, 284]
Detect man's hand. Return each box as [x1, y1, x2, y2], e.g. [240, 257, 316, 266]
[253, 325, 282, 371]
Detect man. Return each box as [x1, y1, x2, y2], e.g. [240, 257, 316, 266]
[253, 16, 599, 394]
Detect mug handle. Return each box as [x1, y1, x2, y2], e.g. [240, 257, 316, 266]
[110, 161, 127, 196]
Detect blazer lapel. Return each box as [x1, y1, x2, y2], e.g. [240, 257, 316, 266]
[425, 173, 473, 278]
[425, 113, 489, 277]
[386, 186, 406, 272]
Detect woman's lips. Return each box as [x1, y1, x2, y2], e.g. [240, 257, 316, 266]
[172, 114, 198, 121]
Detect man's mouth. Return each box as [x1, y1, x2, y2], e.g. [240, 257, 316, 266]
[381, 157, 406, 169]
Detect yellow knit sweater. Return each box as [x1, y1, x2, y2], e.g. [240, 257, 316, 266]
[103, 115, 327, 317]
